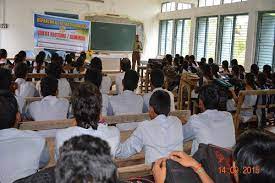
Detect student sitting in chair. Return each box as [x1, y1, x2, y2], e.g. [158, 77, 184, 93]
[55, 82, 120, 158]
[116, 58, 131, 95]
[0, 86, 49, 183]
[27, 76, 69, 121]
[14, 62, 38, 98]
[109, 70, 143, 115]
[0, 49, 13, 70]
[85, 68, 110, 116]
[115, 90, 183, 164]
[90, 57, 112, 95]
[143, 69, 175, 113]
[182, 84, 236, 155]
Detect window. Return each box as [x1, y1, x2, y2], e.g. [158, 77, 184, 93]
[199, 0, 221, 7]
[159, 19, 191, 55]
[224, 0, 247, 4]
[219, 15, 249, 65]
[162, 2, 191, 12]
[175, 19, 191, 55]
[195, 17, 218, 60]
[256, 12, 275, 70]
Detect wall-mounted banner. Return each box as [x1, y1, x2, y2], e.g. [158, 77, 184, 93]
[34, 13, 91, 52]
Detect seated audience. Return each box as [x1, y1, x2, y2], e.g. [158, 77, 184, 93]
[211, 64, 221, 79]
[18, 50, 31, 69]
[85, 68, 110, 116]
[179, 60, 189, 74]
[231, 59, 238, 67]
[116, 58, 131, 94]
[250, 64, 259, 77]
[0, 49, 12, 70]
[0, 90, 49, 183]
[208, 58, 214, 65]
[182, 85, 236, 155]
[109, 70, 143, 115]
[55, 82, 120, 158]
[116, 90, 183, 164]
[263, 64, 272, 85]
[90, 57, 112, 94]
[27, 76, 69, 121]
[143, 69, 175, 112]
[33, 51, 46, 74]
[36, 62, 72, 97]
[55, 135, 117, 183]
[14, 62, 38, 98]
[220, 60, 230, 76]
[238, 65, 245, 80]
[199, 64, 213, 87]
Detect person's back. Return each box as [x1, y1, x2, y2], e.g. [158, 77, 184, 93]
[183, 85, 235, 155]
[110, 70, 143, 115]
[116, 58, 131, 95]
[116, 90, 183, 164]
[55, 82, 120, 158]
[27, 77, 69, 121]
[0, 91, 48, 183]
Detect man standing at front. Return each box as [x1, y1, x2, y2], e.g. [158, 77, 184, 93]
[132, 35, 143, 70]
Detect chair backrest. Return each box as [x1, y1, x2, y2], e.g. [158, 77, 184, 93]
[19, 119, 76, 131]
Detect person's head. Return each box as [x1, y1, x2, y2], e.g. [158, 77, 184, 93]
[41, 76, 58, 97]
[232, 65, 240, 78]
[179, 56, 184, 65]
[18, 50, 26, 61]
[245, 73, 256, 90]
[175, 54, 180, 59]
[231, 59, 238, 67]
[122, 70, 139, 91]
[211, 64, 220, 78]
[200, 57, 206, 64]
[0, 49, 7, 59]
[0, 68, 12, 90]
[51, 53, 59, 63]
[202, 64, 213, 80]
[120, 58, 131, 72]
[0, 91, 20, 130]
[182, 60, 189, 71]
[85, 68, 102, 88]
[71, 82, 102, 130]
[250, 64, 259, 76]
[189, 55, 195, 62]
[257, 72, 267, 87]
[150, 69, 164, 89]
[38, 51, 46, 60]
[55, 135, 117, 183]
[14, 62, 28, 79]
[174, 57, 180, 67]
[198, 84, 219, 111]
[90, 57, 103, 71]
[208, 58, 214, 64]
[36, 52, 45, 64]
[263, 65, 272, 77]
[80, 51, 87, 60]
[165, 54, 173, 65]
[233, 130, 275, 183]
[46, 62, 62, 79]
[69, 52, 76, 60]
[65, 54, 73, 65]
[14, 54, 24, 64]
[149, 90, 171, 119]
[185, 55, 190, 62]
[222, 60, 229, 70]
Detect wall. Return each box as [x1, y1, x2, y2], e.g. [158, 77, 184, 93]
[0, 0, 160, 61]
[158, 0, 275, 71]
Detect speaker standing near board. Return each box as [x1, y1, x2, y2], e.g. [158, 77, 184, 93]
[132, 35, 143, 70]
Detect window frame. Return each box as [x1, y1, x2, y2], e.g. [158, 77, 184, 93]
[161, 1, 192, 12]
[198, 0, 246, 7]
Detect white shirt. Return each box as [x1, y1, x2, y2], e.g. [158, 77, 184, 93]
[0, 128, 45, 183]
[27, 96, 69, 121]
[115, 72, 125, 95]
[55, 124, 120, 158]
[15, 95, 25, 114]
[15, 78, 38, 98]
[143, 87, 175, 113]
[109, 90, 143, 115]
[100, 76, 112, 94]
[102, 94, 110, 116]
[116, 115, 183, 164]
[182, 110, 236, 155]
[36, 78, 72, 97]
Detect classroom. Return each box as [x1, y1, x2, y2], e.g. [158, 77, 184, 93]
[0, 0, 275, 183]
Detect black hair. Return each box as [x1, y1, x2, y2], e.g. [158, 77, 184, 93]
[208, 58, 214, 64]
[233, 130, 275, 183]
[257, 72, 267, 87]
[122, 70, 139, 91]
[90, 57, 103, 71]
[55, 135, 117, 183]
[222, 60, 229, 70]
[185, 55, 190, 61]
[263, 65, 272, 79]
[41, 76, 58, 97]
[14, 62, 28, 79]
[202, 64, 213, 80]
[0, 49, 7, 59]
[150, 69, 164, 88]
[14, 54, 24, 64]
[231, 59, 238, 67]
[65, 54, 73, 65]
[179, 56, 184, 65]
[149, 90, 171, 116]
[46, 62, 62, 79]
[181, 60, 189, 72]
[199, 84, 219, 110]
[201, 57, 206, 63]
[34, 53, 45, 73]
[250, 64, 259, 76]
[69, 52, 76, 60]
[174, 57, 180, 67]
[80, 51, 86, 60]
[38, 51, 46, 59]
[0, 68, 12, 90]
[211, 64, 220, 78]
[120, 58, 131, 72]
[18, 50, 26, 59]
[165, 54, 173, 65]
[85, 69, 103, 88]
[232, 65, 240, 78]
[0, 91, 18, 130]
[245, 73, 257, 90]
[189, 55, 195, 61]
[71, 82, 102, 130]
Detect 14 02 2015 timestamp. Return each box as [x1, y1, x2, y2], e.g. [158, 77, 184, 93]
[218, 166, 261, 175]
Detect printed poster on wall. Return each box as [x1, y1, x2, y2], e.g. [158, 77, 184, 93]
[34, 13, 91, 52]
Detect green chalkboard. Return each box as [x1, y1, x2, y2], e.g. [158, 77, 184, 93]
[90, 22, 136, 51]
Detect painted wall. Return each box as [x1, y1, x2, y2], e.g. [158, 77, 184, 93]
[158, 0, 275, 71]
[0, 0, 160, 61]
